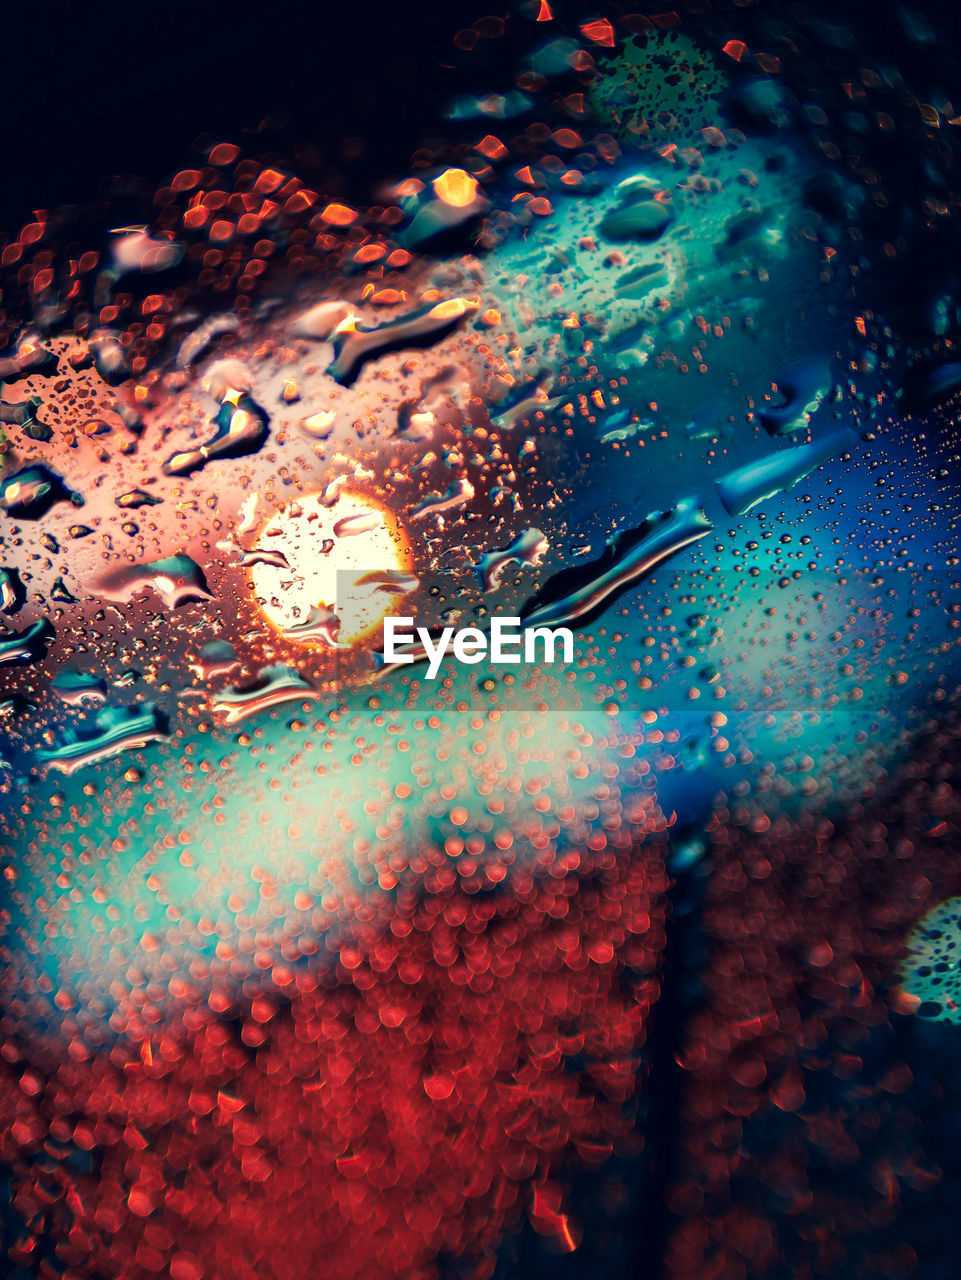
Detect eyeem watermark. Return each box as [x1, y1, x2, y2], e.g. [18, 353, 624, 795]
[383, 616, 574, 679]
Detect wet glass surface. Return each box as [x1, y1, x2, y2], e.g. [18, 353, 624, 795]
[3, 2, 961, 1278]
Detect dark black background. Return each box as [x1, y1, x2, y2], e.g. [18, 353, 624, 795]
[0, 0, 489, 232]
[3, 0, 961, 340]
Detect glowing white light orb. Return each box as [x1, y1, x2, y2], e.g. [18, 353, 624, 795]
[246, 490, 411, 647]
